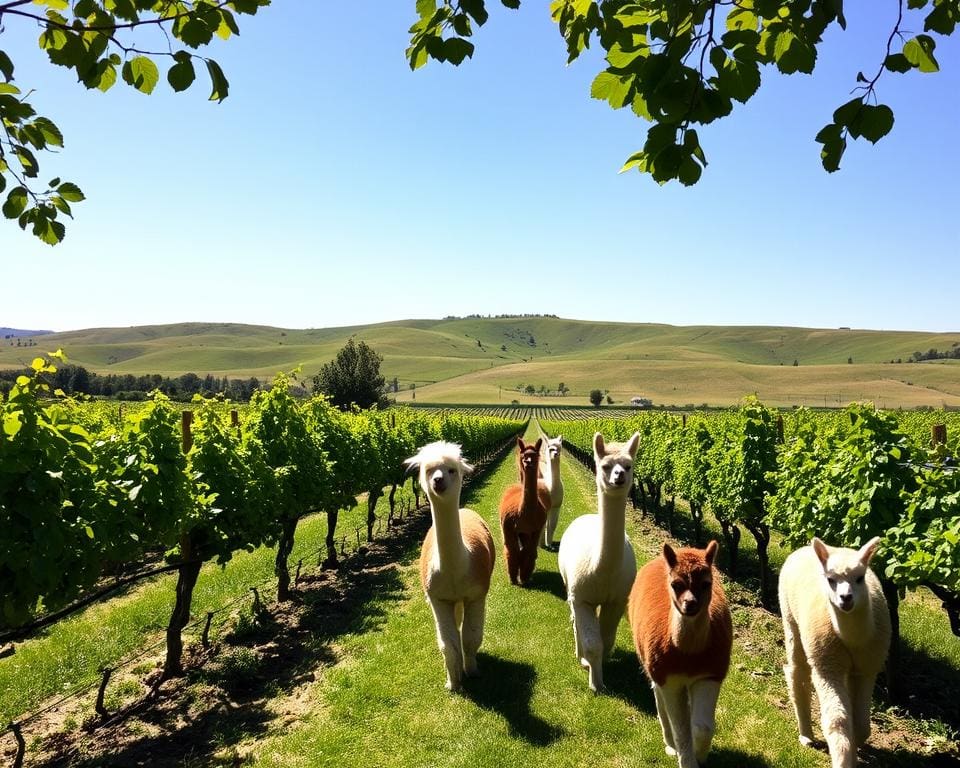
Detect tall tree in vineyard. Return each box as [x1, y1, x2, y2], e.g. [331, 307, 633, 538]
[313, 339, 387, 411]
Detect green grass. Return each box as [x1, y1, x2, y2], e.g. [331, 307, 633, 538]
[250, 423, 824, 768]
[0, 488, 406, 725]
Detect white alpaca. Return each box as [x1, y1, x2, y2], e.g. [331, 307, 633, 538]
[557, 431, 640, 692]
[779, 537, 891, 768]
[541, 435, 565, 550]
[404, 442, 496, 692]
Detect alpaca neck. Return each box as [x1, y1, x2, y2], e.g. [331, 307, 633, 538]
[829, 598, 874, 647]
[594, 486, 627, 570]
[430, 496, 467, 569]
[522, 465, 539, 507]
[671, 606, 711, 653]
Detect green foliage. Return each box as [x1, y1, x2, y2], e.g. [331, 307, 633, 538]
[312, 339, 387, 411]
[0, 0, 271, 244]
[589, 388, 603, 407]
[408, 0, 955, 183]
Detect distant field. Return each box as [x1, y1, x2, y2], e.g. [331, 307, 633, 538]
[3, 317, 958, 408]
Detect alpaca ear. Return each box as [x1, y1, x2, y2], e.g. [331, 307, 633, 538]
[402, 452, 421, 474]
[704, 540, 719, 566]
[460, 459, 475, 476]
[517, 437, 525, 450]
[534, 438, 543, 452]
[663, 543, 678, 569]
[625, 431, 641, 458]
[812, 537, 830, 568]
[858, 536, 881, 565]
[593, 432, 606, 457]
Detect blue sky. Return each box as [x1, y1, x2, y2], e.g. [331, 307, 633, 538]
[1, 2, 957, 333]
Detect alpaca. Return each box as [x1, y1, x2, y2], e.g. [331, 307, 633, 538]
[628, 541, 733, 768]
[779, 537, 891, 768]
[557, 431, 640, 692]
[404, 441, 496, 692]
[540, 435, 564, 550]
[499, 437, 551, 586]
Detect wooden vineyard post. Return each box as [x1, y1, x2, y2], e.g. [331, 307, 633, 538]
[776, 414, 784, 444]
[932, 423, 947, 448]
[231, 409, 240, 434]
[181, 411, 193, 453]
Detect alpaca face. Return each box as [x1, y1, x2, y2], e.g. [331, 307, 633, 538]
[404, 441, 473, 503]
[664, 541, 718, 617]
[812, 537, 880, 614]
[546, 436, 562, 461]
[517, 438, 542, 478]
[593, 431, 640, 494]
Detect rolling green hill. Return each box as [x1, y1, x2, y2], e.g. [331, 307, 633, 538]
[2, 317, 958, 408]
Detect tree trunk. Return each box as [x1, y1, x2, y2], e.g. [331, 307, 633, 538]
[412, 477, 420, 509]
[162, 536, 202, 679]
[367, 488, 383, 542]
[323, 509, 339, 569]
[690, 502, 703, 546]
[275, 517, 299, 602]
[881, 577, 902, 702]
[388, 483, 398, 526]
[718, 519, 740, 578]
[744, 519, 772, 608]
[924, 582, 960, 637]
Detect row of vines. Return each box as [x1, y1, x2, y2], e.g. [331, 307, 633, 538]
[541, 400, 960, 691]
[1, 355, 525, 682]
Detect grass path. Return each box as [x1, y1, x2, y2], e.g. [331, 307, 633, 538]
[251, 423, 824, 768]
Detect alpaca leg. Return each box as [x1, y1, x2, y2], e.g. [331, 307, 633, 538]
[571, 600, 605, 692]
[689, 678, 722, 763]
[598, 599, 626, 659]
[503, 531, 521, 585]
[850, 673, 876, 748]
[428, 596, 463, 692]
[519, 532, 539, 584]
[659, 681, 697, 768]
[652, 684, 678, 757]
[461, 598, 486, 678]
[783, 617, 815, 747]
[544, 508, 559, 548]
[811, 668, 856, 768]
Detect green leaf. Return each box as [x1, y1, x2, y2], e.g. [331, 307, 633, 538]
[0, 82, 20, 95]
[33, 117, 64, 148]
[205, 59, 230, 101]
[502, 0, 521, 8]
[677, 154, 702, 186]
[857, 104, 894, 144]
[903, 35, 939, 73]
[0, 50, 13, 82]
[590, 70, 633, 109]
[442, 37, 475, 65]
[925, 2, 959, 35]
[884, 53, 912, 73]
[618, 150, 648, 174]
[122, 56, 160, 94]
[57, 182, 85, 202]
[2, 187, 28, 219]
[417, 0, 437, 18]
[832, 97, 862, 128]
[167, 57, 196, 92]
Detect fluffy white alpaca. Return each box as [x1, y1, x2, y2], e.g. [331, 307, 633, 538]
[405, 442, 496, 692]
[541, 435, 564, 550]
[557, 431, 640, 692]
[779, 537, 891, 768]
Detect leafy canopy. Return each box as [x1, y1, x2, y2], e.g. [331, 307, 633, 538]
[407, 0, 953, 185]
[0, 0, 270, 245]
[312, 339, 388, 411]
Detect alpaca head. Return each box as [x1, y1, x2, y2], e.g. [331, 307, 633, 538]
[593, 431, 640, 495]
[663, 541, 719, 618]
[812, 536, 880, 614]
[545, 435, 562, 462]
[404, 441, 473, 503]
[516, 437, 542, 478]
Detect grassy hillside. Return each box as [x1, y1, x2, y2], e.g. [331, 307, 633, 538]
[1, 317, 958, 407]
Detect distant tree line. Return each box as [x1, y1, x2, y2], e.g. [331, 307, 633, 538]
[0, 364, 262, 401]
[442, 313, 559, 320]
[909, 346, 960, 362]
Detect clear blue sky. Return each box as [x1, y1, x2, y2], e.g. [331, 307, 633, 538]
[1, 2, 957, 333]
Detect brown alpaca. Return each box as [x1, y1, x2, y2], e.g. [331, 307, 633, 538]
[629, 541, 733, 768]
[498, 437, 551, 586]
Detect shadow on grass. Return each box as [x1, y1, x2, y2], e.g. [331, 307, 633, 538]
[462, 652, 565, 747]
[603, 647, 656, 715]
[884, 636, 960, 731]
[707, 747, 775, 767]
[47, 513, 427, 768]
[860, 743, 960, 767]
[523, 568, 567, 600]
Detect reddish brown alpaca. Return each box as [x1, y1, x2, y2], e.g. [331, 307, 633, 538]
[498, 438, 551, 586]
[629, 541, 733, 768]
